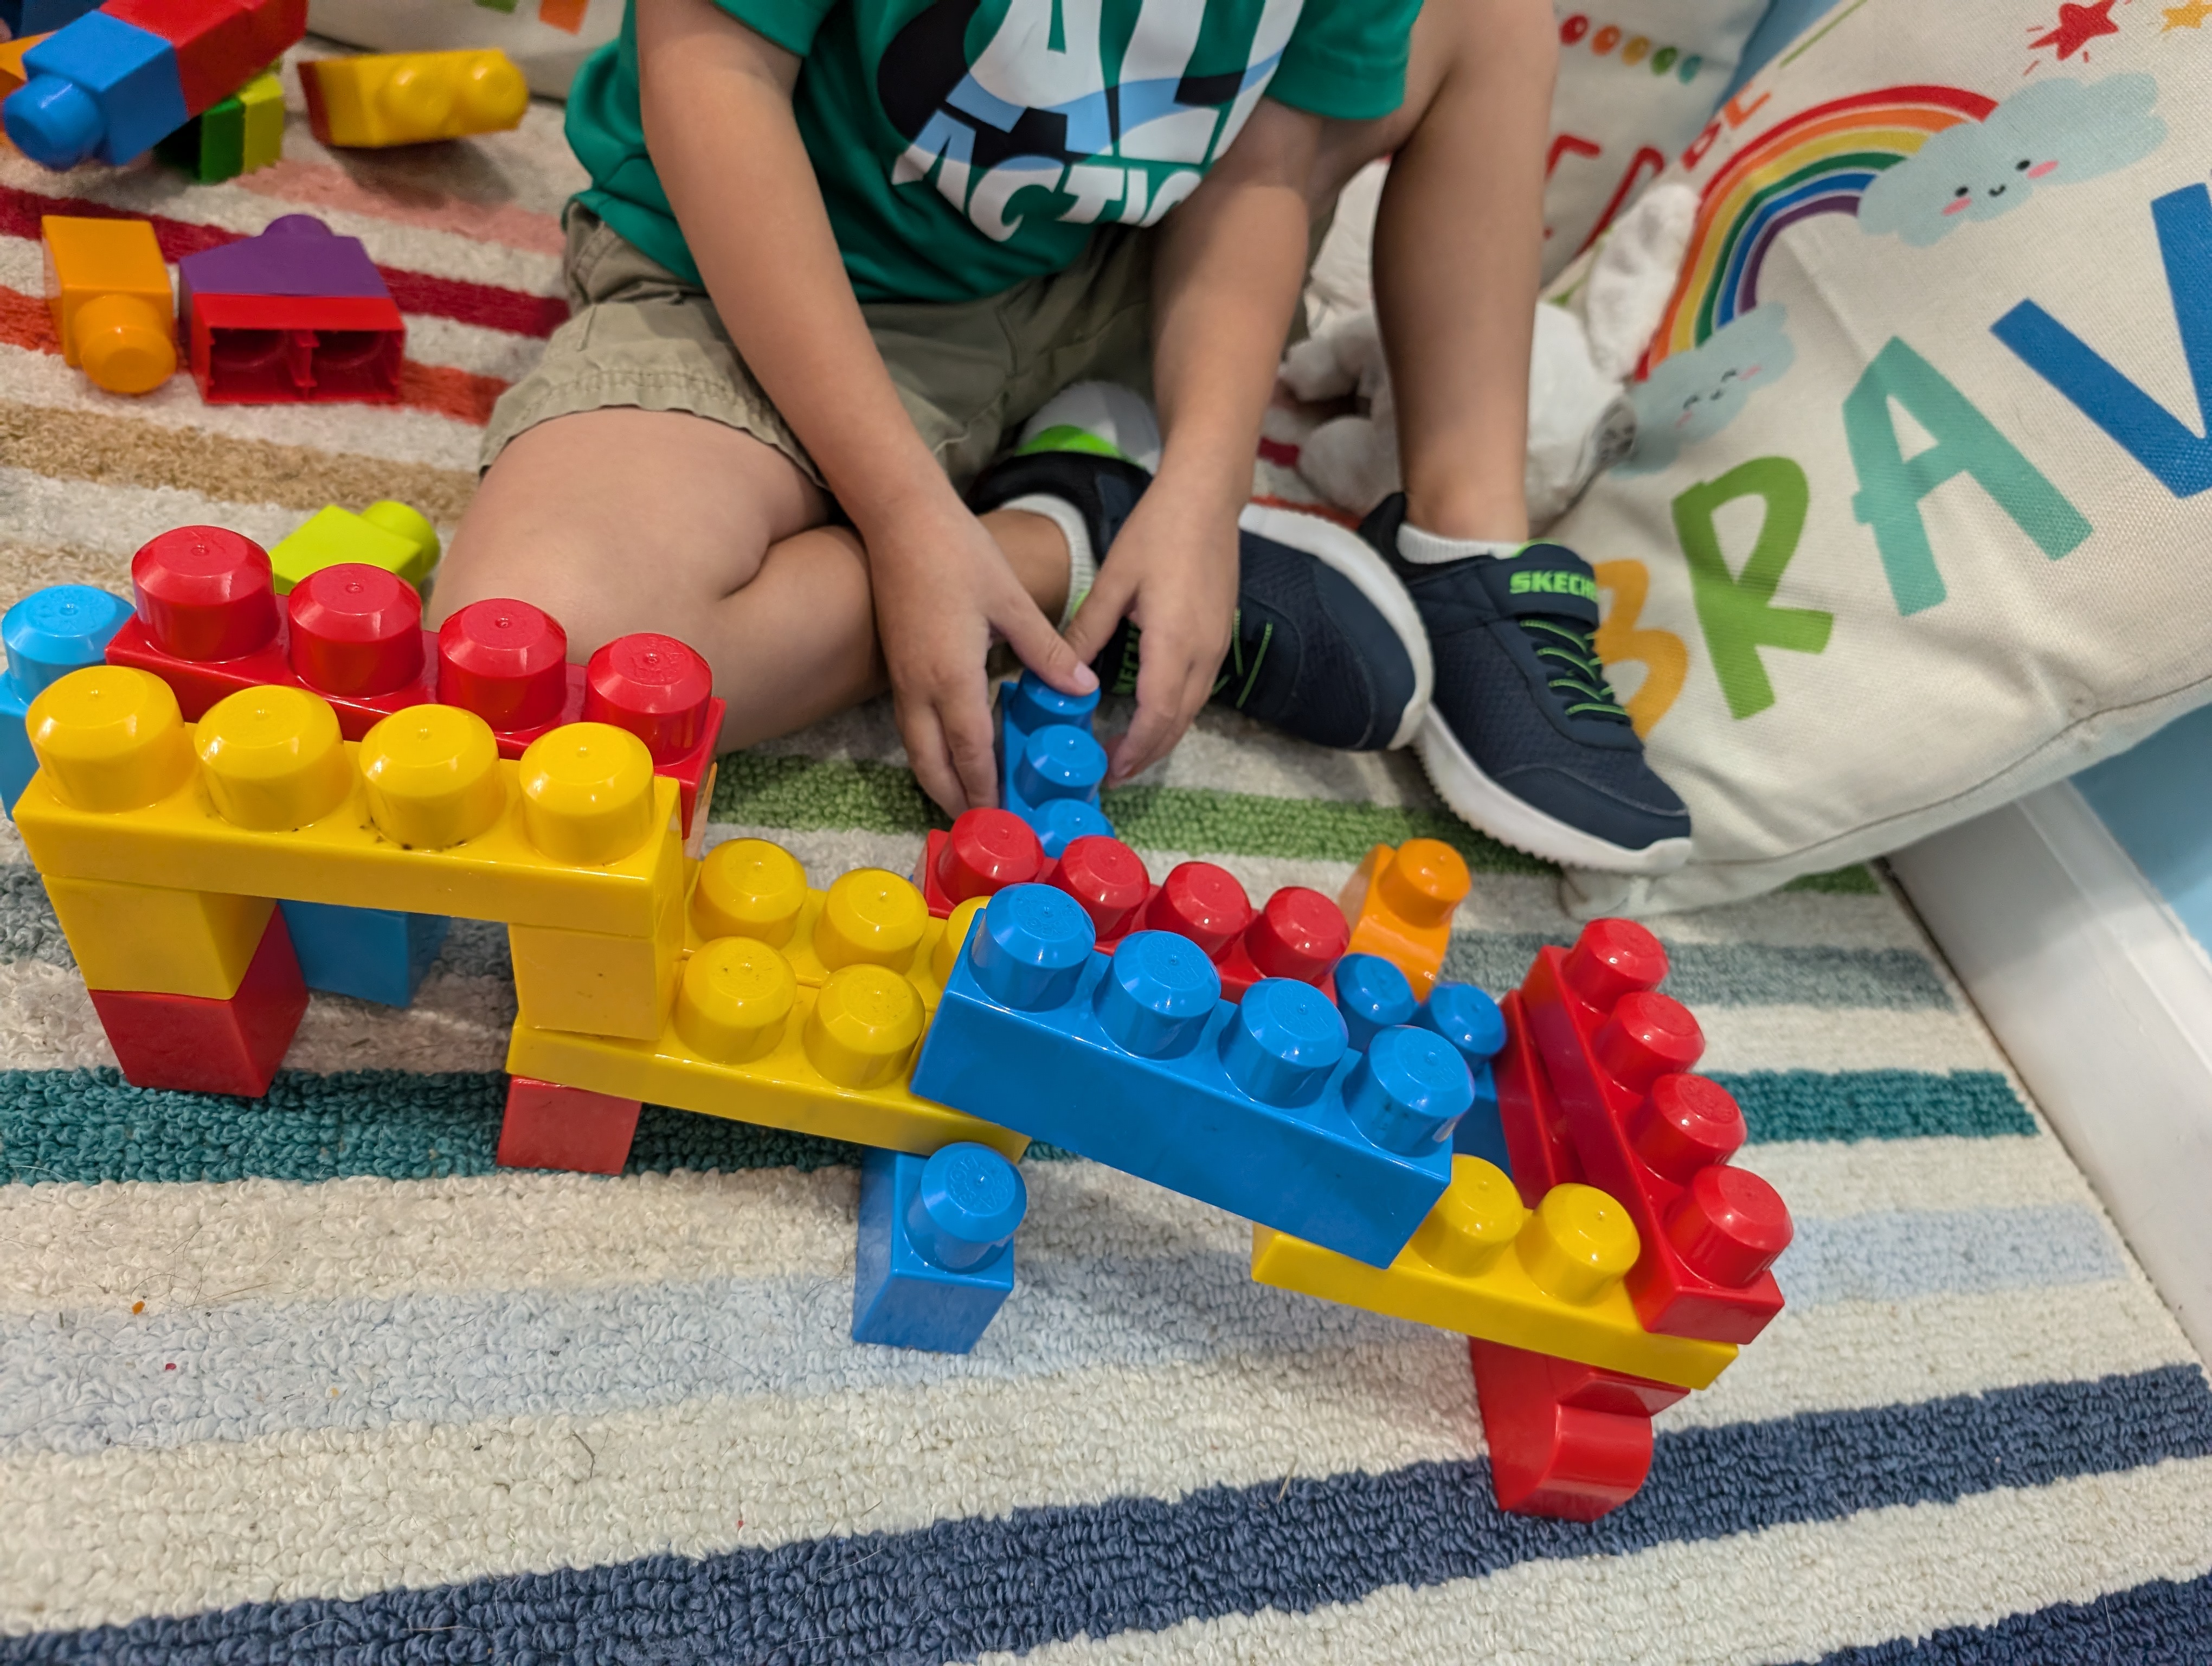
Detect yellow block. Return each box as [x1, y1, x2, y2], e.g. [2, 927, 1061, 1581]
[506, 945, 1026, 1161]
[237, 70, 285, 172]
[43, 875, 274, 998]
[1250, 1155, 1738, 1391]
[15, 669, 681, 938]
[269, 502, 440, 594]
[1336, 839, 1471, 996]
[510, 856, 687, 1040]
[305, 49, 529, 147]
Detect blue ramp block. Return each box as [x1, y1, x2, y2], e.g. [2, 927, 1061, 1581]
[852, 1142, 1025, 1354]
[278, 901, 451, 1008]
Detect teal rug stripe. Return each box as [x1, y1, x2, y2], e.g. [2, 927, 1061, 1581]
[1443, 937, 1950, 1010]
[0, 1066, 2031, 1186]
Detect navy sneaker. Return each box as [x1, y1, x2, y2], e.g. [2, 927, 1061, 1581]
[969, 453, 1430, 752]
[1360, 494, 1691, 873]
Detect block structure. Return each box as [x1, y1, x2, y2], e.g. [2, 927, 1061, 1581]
[1470, 1338, 1688, 1521]
[1337, 838, 1472, 995]
[995, 670, 1111, 855]
[0, 584, 131, 812]
[911, 885, 1475, 1267]
[279, 899, 449, 1007]
[87, 905, 307, 1095]
[301, 48, 528, 147]
[852, 1142, 1026, 1353]
[175, 214, 403, 403]
[1521, 919, 1795, 1344]
[40, 214, 175, 394]
[156, 66, 280, 182]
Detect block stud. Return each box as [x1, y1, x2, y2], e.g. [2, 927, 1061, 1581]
[518, 722, 658, 866]
[1515, 1183, 1640, 1304]
[1629, 1074, 1745, 1182]
[1014, 725, 1107, 806]
[27, 665, 194, 812]
[936, 808, 1044, 904]
[437, 599, 568, 731]
[970, 884, 1094, 1010]
[196, 686, 352, 831]
[70, 291, 175, 395]
[1411, 1155, 1527, 1276]
[1049, 834, 1149, 940]
[1005, 667, 1099, 733]
[359, 703, 504, 848]
[1144, 861, 1253, 958]
[457, 53, 530, 126]
[933, 896, 989, 985]
[1664, 1164, 1793, 1286]
[3, 586, 132, 698]
[1219, 978, 1346, 1108]
[1094, 930, 1218, 1058]
[906, 1142, 1028, 1272]
[677, 935, 798, 1064]
[816, 868, 929, 972]
[1592, 990, 1703, 1093]
[1335, 952, 1417, 1052]
[1244, 887, 1349, 984]
[584, 633, 714, 761]
[1034, 796, 1113, 858]
[1418, 982, 1509, 1065]
[286, 564, 424, 696]
[1375, 838, 1470, 929]
[804, 963, 923, 1088]
[1345, 1023, 1475, 1154]
[132, 527, 279, 662]
[1561, 918, 1669, 1009]
[692, 837, 808, 946]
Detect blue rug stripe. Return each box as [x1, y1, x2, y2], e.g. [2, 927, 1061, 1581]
[1810, 1567, 2212, 1663]
[1444, 933, 1951, 1010]
[0, 1203, 2119, 1459]
[0, 1065, 2036, 1187]
[3, 1367, 2205, 1664]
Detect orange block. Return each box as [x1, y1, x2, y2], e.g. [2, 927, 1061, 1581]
[0, 33, 47, 106]
[1336, 838, 1471, 995]
[40, 216, 176, 396]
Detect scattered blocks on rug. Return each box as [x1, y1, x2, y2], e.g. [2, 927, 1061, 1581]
[1, 583, 131, 811]
[995, 670, 1110, 856]
[39, 214, 176, 395]
[1251, 1154, 1737, 1389]
[87, 904, 306, 1094]
[265, 499, 441, 596]
[279, 899, 451, 1007]
[852, 1142, 1026, 1354]
[1337, 837, 1472, 995]
[156, 66, 280, 182]
[1469, 1337, 1688, 1522]
[175, 214, 404, 404]
[301, 47, 528, 147]
[911, 884, 1467, 1267]
[1521, 918, 1795, 1344]
[496, 1074, 641, 1174]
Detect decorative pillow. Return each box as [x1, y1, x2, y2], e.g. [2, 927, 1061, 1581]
[305, 0, 617, 98]
[1546, 0, 2211, 915]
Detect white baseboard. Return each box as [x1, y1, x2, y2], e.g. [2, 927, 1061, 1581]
[1891, 783, 2212, 1362]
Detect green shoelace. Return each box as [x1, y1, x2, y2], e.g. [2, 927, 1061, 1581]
[1213, 608, 1275, 709]
[1525, 617, 1629, 722]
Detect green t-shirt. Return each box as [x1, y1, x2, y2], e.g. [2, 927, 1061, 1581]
[568, 0, 1421, 304]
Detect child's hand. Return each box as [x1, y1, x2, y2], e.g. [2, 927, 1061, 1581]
[869, 492, 1097, 816]
[1062, 485, 1238, 786]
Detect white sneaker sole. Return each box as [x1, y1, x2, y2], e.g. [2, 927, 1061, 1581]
[1415, 708, 1694, 874]
[1238, 502, 1432, 750]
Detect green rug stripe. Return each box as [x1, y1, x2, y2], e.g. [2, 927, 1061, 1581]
[1782, 864, 1882, 894]
[0, 1066, 2031, 1186]
[1443, 935, 1951, 1010]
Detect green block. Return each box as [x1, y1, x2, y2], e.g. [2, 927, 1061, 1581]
[270, 502, 442, 595]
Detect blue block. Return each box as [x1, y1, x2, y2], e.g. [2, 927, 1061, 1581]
[0, 683, 32, 813]
[912, 886, 1467, 1267]
[8, 12, 186, 169]
[1413, 978, 1512, 1172]
[278, 901, 451, 1007]
[852, 1143, 1025, 1354]
[995, 670, 1108, 845]
[0, 584, 132, 815]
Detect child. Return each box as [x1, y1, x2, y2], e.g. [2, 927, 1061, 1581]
[430, 0, 1690, 873]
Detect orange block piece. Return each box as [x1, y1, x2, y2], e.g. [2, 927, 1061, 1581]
[0, 33, 49, 106]
[40, 216, 176, 396]
[1336, 838, 1471, 995]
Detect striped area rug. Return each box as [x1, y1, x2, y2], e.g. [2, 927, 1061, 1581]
[2, 53, 2210, 1664]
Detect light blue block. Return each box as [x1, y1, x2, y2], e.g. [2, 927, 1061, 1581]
[278, 901, 451, 1008]
[851, 1143, 1024, 1354]
[0, 585, 132, 816]
[995, 670, 1109, 848]
[0, 683, 33, 813]
[9, 12, 186, 168]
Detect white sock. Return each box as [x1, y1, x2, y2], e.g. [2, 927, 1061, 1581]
[1396, 523, 1527, 566]
[1001, 492, 1098, 626]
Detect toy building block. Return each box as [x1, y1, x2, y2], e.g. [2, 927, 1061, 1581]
[0, 584, 131, 811]
[507, 941, 1026, 1159]
[911, 885, 1470, 1267]
[995, 669, 1111, 854]
[1043, 832, 1152, 949]
[278, 899, 449, 1007]
[156, 66, 280, 182]
[1494, 988, 1579, 1205]
[915, 807, 1044, 918]
[1471, 1338, 1688, 1520]
[1251, 1154, 1734, 1389]
[175, 215, 403, 405]
[1335, 952, 1510, 1173]
[40, 215, 175, 395]
[0, 31, 53, 106]
[46, 873, 273, 997]
[87, 904, 306, 1095]
[1521, 919, 1795, 1344]
[1213, 885, 1348, 1001]
[268, 501, 440, 594]
[853, 1142, 1026, 1353]
[300, 48, 528, 148]
[496, 1075, 641, 1174]
[510, 856, 685, 1040]
[1337, 838, 1471, 996]
[15, 668, 684, 939]
[3, 0, 304, 170]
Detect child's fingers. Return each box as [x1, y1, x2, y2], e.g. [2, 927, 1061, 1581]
[996, 589, 1098, 699]
[896, 700, 972, 818]
[941, 691, 1001, 813]
[1058, 565, 1137, 667]
[1108, 644, 1213, 785]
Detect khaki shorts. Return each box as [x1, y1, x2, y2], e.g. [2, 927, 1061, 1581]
[481, 204, 1158, 493]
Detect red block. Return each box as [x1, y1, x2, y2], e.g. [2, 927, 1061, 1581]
[88, 909, 307, 1097]
[184, 292, 406, 405]
[915, 808, 1046, 918]
[1213, 886, 1348, 1001]
[1520, 920, 1793, 1343]
[497, 1075, 642, 1174]
[1493, 989, 1581, 1207]
[1470, 1338, 1687, 1521]
[104, 0, 303, 114]
[1044, 833, 1150, 949]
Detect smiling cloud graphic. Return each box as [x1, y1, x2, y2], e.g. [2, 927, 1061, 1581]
[1621, 304, 1796, 476]
[1860, 74, 2165, 247]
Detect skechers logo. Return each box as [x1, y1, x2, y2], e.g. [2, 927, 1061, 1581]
[1509, 571, 1597, 601]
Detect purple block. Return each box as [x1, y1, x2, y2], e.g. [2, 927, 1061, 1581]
[176, 215, 390, 324]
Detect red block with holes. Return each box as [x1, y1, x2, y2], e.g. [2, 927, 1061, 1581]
[1492, 989, 1581, 1206]
[104, 528, 723, 834]
[1520, 920, 1793, 1343]
[184, 292, 407, 405]
[497, 1075, 642, 1174]
[88, 909, 307, 1096]
[1470, 1338, 1687, 1520]
[1212, 886, 1349, 1000]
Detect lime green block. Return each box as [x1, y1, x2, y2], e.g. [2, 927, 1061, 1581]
[270, 502, 442, 595]
[238, 72, 284, 172]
